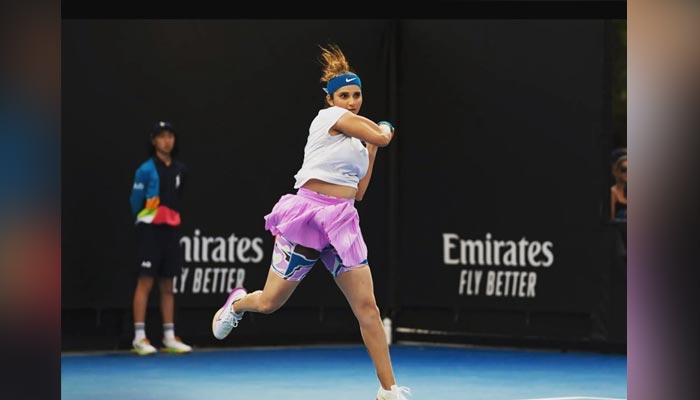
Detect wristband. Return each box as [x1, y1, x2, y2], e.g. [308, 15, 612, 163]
[378, 121, 394, 133]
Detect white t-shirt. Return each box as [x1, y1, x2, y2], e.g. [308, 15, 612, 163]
[293, 106, 369, 189]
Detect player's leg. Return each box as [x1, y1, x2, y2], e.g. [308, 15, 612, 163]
[334, 265, 395, 388]
[212, 235, 319, 339]
[328, 254, 411, 400]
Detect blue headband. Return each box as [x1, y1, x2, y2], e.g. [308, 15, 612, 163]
[324, 74, 362, 95]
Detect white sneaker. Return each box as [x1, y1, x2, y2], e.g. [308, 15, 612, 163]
[132, 338, 157, 356]
[212, 287, 247, 340]
[376, 385, 412, 400]
[161, 336, 193, 354]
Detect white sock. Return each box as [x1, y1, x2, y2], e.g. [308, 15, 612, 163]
[379, 385, 398, 393]
[134, 323, 146, 341]
[163, 323, 175, 341]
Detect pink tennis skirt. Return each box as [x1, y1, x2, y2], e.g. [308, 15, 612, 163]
[263, 188, 368, 267]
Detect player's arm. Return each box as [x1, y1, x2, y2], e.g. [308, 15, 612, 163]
[333, 113, 394, 147]
[355, 143, 378, 201]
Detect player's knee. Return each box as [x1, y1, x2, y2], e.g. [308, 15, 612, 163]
[355, 301, 380, 324]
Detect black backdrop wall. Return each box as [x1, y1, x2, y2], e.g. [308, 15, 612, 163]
[395, 20, 623, 345]
[62, 19, 625, 351]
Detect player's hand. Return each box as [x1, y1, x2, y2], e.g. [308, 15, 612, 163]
[377, 121, 395, 145]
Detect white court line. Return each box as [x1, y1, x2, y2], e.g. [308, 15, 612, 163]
[514, 397, 626, 400]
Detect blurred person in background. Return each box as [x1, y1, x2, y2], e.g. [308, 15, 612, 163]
[129, 121, 192, 355]
[610, 152, 628, 222]
[609, 151, 627, 261]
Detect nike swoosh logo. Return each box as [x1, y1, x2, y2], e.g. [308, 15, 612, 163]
[345, 77, 357, 82]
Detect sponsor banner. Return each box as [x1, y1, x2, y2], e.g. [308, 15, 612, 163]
[173, 228, 264, 296]
[396, 20, 609, 314]
[443, 232, 553, 299]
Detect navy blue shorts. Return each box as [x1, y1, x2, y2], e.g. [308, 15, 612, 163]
[135, 224, 182, 278]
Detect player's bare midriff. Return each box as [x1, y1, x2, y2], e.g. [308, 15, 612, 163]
[302, 179, 357, 199]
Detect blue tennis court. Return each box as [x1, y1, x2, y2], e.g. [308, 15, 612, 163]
[61, 344, 626, 400]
